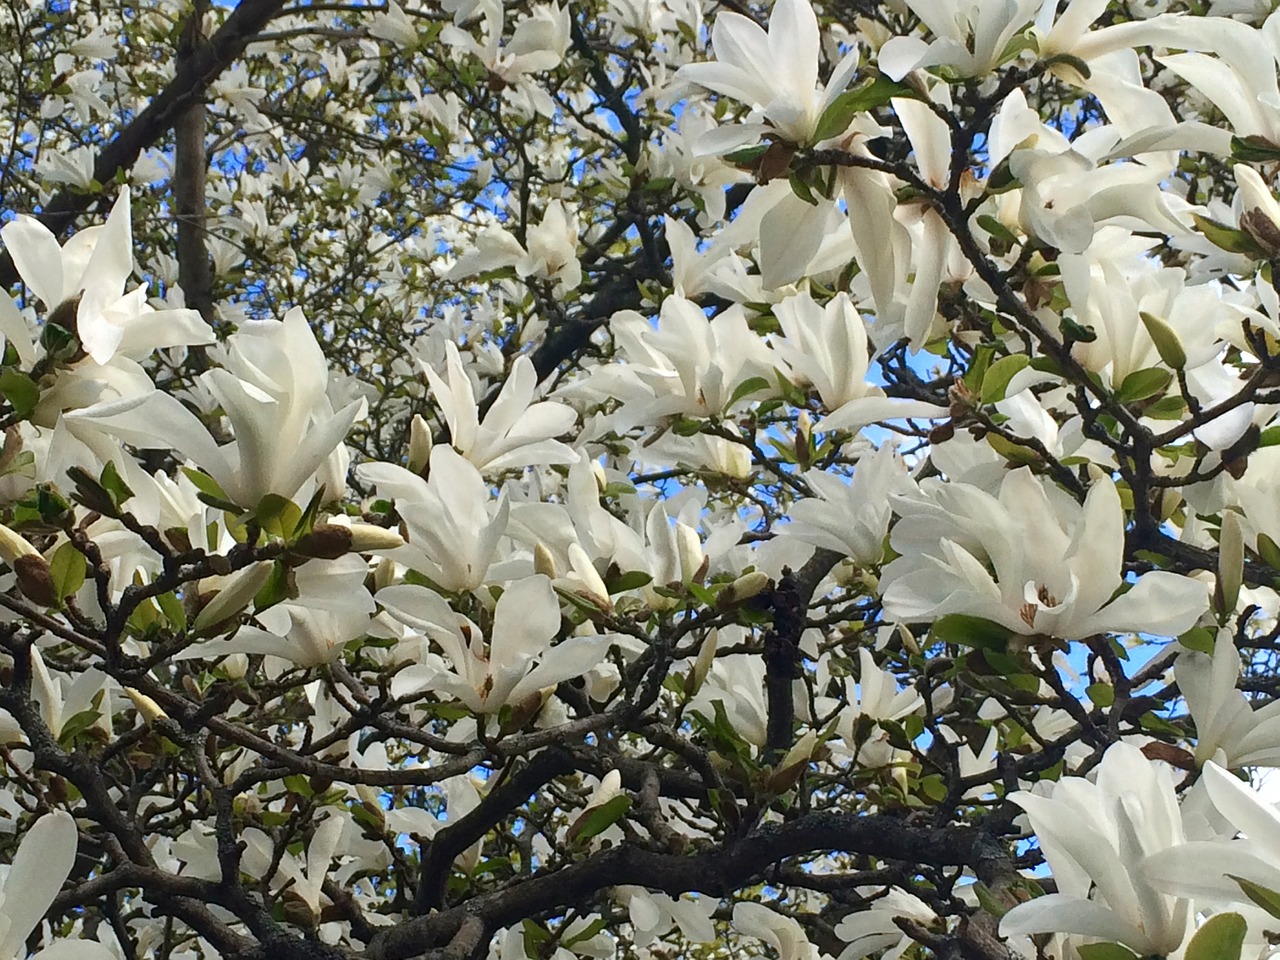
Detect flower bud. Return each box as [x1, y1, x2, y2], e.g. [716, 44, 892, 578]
[193, 562, 274, 634]
[1236, 165, 1280, 250]
[346, 522, 405, 553]
[716, 571, 770, 608]
[125, 687, 169, 726]
[568, 542, 611, 610]
[292, 524, 353, 559]
[0, 523, 40, 567]
[373, 555, 397, 591]
[534, 542, 559, 579]
[674, 522, 705, 584]
[1217, 509, 1244, 619]
[685, 629, 719, 696]
[408, 413, 432, 475]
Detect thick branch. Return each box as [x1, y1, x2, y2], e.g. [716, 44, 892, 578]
[370, 811, 987, 960]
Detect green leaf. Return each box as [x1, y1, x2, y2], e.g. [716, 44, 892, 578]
[1060, 315, 1097, 344]
[255, 494, 304, 540]
[156, 590, 187, 632]
[972, 882, 1009, 918]
[1116, 367, 1173, 404]
[253, 561, 291, 613]
[606, 569, 653, 594]
[727, 375, 772, 409]
[100, 460, 135, 506]
[1077, 944, 1139, 960]
[1231, 135, 1280, 164]
[1085, 682, 1114, 708]
[812, 77, 910, 142]
[1185, 912, 1247, 960]
[48, 541, 86, 600]
[724, 144, 769, 167]
[1230, 875, 1280, 920]
[566, 795, 631, 845]
[930, 614, 1014, 651]
[980, 354, 1030, 403]
[976, 214, 1019, 246]
[1192, 213, 1266, 257]
[0, 370, 39, 419]
[1179, 626, 1215, 654]
[563, 917, 609, 948]
[1139, 312, 1187, 369]
[1043, 52, 1091, 80]
[522, 920, 552, 957]
[919, 774, 948, 803]
[36, 484, 72, 524]
[1146, 395, 1188, 420]
[789, 172, 818, 205]
[1258, 532, 1280, 571]
[57, 707, 102, 746]
[964, 344, 995, 395]
[182, 468, 234, 504]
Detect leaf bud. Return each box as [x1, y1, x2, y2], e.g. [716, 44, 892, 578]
[14, 554, 58, 608]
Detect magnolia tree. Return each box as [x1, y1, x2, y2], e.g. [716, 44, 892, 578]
[6, 0, 1280, 959]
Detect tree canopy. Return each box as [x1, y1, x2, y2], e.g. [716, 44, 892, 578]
[2, 1, 1280, 959]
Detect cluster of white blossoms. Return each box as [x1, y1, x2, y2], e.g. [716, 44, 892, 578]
[4, 0, 1280, 959]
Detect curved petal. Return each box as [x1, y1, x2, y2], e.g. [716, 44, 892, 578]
[999, 895, 1147, 952]
[0, 810, 78, 960]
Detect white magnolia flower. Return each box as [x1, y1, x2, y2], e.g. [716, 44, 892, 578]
[66, 307, 364, 508]
[1175, 633, 1280, 768]
[833, 887, 935, 960]
[879, 0, 1040, 80]
[179, 556, 375, 667]
[999, 742, 1191, 958]
[676, 0, 859, 149]
[359, 446, 510, 593]
[422, 341, 577, 471]
[732, 901, 821, 960]
[882, 469, 1208, 639]
[379, 574, 609, 715]
[0, 189, 212, 367]
[782, 443, 914, 564]
[771, 292, 946, 427]
[618, 888, 716, 947]
[1143, 761, 1280, 906]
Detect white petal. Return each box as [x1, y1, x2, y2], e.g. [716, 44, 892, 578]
[0, 811, 78, 960]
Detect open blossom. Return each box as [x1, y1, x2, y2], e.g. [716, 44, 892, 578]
[65, 307, 364, 508]
[1175, 633, 1280, 768]
[178, 556, 376, 667]
[358, 446, 510, 593]
[1143, 761, 1280, 907]
[781, 442, 914, 564]
[676, 0, 859, 149]
[378, 574, 609, 715]
[444, 200, 580, 291]
[879, 0, 1039, 80]
[421, 341, 577, 472]
[1, 189, 212, 367]
[882, 469, 1208, 639]
[1000, 743, 1191, 958]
